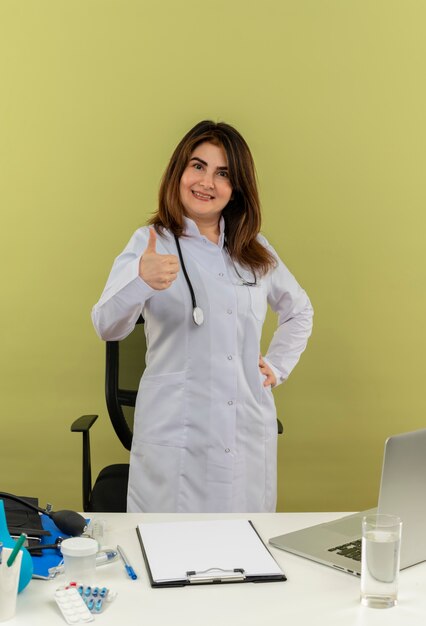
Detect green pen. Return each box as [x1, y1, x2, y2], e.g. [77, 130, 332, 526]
[7, 533, 26, 567]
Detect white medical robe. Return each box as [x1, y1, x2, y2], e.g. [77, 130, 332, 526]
[92, 217, 313, 512]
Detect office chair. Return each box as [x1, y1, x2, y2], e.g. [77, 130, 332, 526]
[72, 316, 284, 512]
[71, 315, 145, 512]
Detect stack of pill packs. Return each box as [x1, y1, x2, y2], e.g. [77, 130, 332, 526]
[54, 583, 116, 624]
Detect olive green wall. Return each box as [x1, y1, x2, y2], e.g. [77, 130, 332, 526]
[1, 1, 425, 511]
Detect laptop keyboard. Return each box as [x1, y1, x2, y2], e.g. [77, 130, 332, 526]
[328, 539, 362, 562]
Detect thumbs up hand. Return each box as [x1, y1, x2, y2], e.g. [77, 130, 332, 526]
[139, 227, 180, 290]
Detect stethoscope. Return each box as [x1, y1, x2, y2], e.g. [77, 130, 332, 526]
[174, 235, 257, 326]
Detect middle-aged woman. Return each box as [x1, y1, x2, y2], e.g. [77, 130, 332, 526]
[92, 120, 313, 513]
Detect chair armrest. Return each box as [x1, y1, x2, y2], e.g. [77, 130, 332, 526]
[71, 415, 98, 511]
[71, 414, 98, 433]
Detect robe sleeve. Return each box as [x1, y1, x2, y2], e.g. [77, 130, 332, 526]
[261, 236, 314, 387]
[91, 227, 156, 341]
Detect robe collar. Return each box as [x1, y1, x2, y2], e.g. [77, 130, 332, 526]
[182, 216, 225, 249]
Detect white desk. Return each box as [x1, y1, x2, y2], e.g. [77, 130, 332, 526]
[17, 513, 426, 626]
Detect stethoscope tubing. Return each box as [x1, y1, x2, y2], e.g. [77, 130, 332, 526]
[174, 235, 197, 312]
[174, 235, 204, 325]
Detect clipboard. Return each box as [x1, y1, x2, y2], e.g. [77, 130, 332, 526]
[136, 519, 286, 587]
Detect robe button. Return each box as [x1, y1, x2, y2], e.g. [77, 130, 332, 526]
[228, 400, 233, 406]
[219, 272, 224, 277]
[227, 355, 233, 360]
[225, 448, 231, 453]
[227, 308, 233, 314]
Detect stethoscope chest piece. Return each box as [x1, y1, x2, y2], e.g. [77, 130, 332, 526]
[192, 306, 204, 326]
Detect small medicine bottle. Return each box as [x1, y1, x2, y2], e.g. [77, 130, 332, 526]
[60, 537, 98, 583]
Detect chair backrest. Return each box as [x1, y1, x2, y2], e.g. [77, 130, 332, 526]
[105, 315, 146, 451]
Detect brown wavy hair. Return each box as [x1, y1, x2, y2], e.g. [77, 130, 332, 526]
[149, 120, 276, 276]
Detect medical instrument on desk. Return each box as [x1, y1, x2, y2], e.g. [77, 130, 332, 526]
[27, 536, 64, 552]
[47, 550, 118, 578]
[117, 544, 137, 580]
[94, 549, 118, 566]
[174, 236, 258, 327]
[0, 492, 87, 536]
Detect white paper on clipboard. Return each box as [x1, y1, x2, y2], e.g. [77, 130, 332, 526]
[137, 519, 285, 585]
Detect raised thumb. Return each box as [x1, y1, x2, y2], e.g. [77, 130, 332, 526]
[145, 227, 157, 253]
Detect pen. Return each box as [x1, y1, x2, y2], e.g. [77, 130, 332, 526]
[7, 533, 27, 567]
[117, 544, 137, 580]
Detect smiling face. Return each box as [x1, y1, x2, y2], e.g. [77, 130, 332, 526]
[179, 141, 233, 227]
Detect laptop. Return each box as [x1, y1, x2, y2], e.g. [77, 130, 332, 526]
[269, 428, 426, 576]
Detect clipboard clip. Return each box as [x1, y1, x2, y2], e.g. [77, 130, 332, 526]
[186, 567, 246, 584]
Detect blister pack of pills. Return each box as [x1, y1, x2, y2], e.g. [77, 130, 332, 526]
[54, 587, 94, 624]
[76, 584, 113, 613]
[54, 583, 116, 624]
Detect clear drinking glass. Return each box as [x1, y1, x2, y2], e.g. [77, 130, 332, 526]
[361, 513, 402, 608]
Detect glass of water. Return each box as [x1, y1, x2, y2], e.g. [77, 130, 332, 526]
[361, 513, 402, 608]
